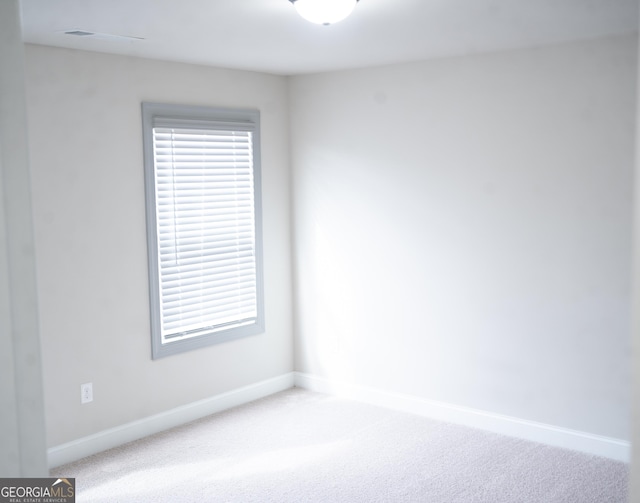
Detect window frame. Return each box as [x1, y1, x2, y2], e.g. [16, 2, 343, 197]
[142, 102, 265, 359]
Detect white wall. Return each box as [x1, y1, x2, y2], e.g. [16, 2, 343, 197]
[631, 16, 640, 500]
[0, 1, 47, 476]
[290, 35, 636, 440]
[24, 45, 293, 448]
[21, 33, 636, 455]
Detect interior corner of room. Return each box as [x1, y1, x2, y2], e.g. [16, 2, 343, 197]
[1, 0, 639, 495]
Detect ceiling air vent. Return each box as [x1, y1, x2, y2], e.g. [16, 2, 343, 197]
[62, 30, 144, 42]
[64, 30, 95, 37]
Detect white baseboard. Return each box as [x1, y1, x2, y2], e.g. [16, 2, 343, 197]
[48, 372, 295, 469]
[49, 371, 630, 468]
[293, 372, 630, 462]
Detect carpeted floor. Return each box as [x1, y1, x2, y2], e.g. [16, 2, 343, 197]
[51, 388, 628, 502]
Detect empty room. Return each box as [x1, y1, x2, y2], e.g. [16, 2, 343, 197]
[2, 0, 640, 501]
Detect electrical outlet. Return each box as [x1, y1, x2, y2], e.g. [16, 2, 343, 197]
[81, 382, 93, 404]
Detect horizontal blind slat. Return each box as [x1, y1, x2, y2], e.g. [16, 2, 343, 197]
[163, 291, 257, 316]
[164, 303, 257, 327]
[160, 267, 256, 287]
[162, 280, 257, 304]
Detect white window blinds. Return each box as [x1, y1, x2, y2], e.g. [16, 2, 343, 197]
[143, 103, 263, 358]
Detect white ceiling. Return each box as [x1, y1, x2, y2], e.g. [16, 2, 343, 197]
[20, 0, 639, 75]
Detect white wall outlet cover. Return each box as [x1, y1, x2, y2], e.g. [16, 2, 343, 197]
[81, 383, 93, 404]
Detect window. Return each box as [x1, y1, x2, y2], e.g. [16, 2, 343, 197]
[142, 102, 264, 359]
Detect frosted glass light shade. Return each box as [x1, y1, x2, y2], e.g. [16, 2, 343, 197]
[292, 0, 359, 25]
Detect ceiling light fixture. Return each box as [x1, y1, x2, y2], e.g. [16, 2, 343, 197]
[289, 0, 359, 25]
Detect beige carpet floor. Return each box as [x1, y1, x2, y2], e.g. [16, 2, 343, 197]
[51, 388, 628, 502]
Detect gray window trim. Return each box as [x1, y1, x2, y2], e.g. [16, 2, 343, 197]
[142, 102, 265, 359]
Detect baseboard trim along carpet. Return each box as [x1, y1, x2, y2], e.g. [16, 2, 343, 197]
[293, 372, 630, 462]
[47, 372, 295, 468]
[48, 371, 629, 468]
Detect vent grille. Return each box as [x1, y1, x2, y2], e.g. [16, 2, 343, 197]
[61, 30, 144, 42]
[64, 30, 95, 36]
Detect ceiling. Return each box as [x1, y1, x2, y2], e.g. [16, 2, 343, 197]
[19, 0, 639, 76]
